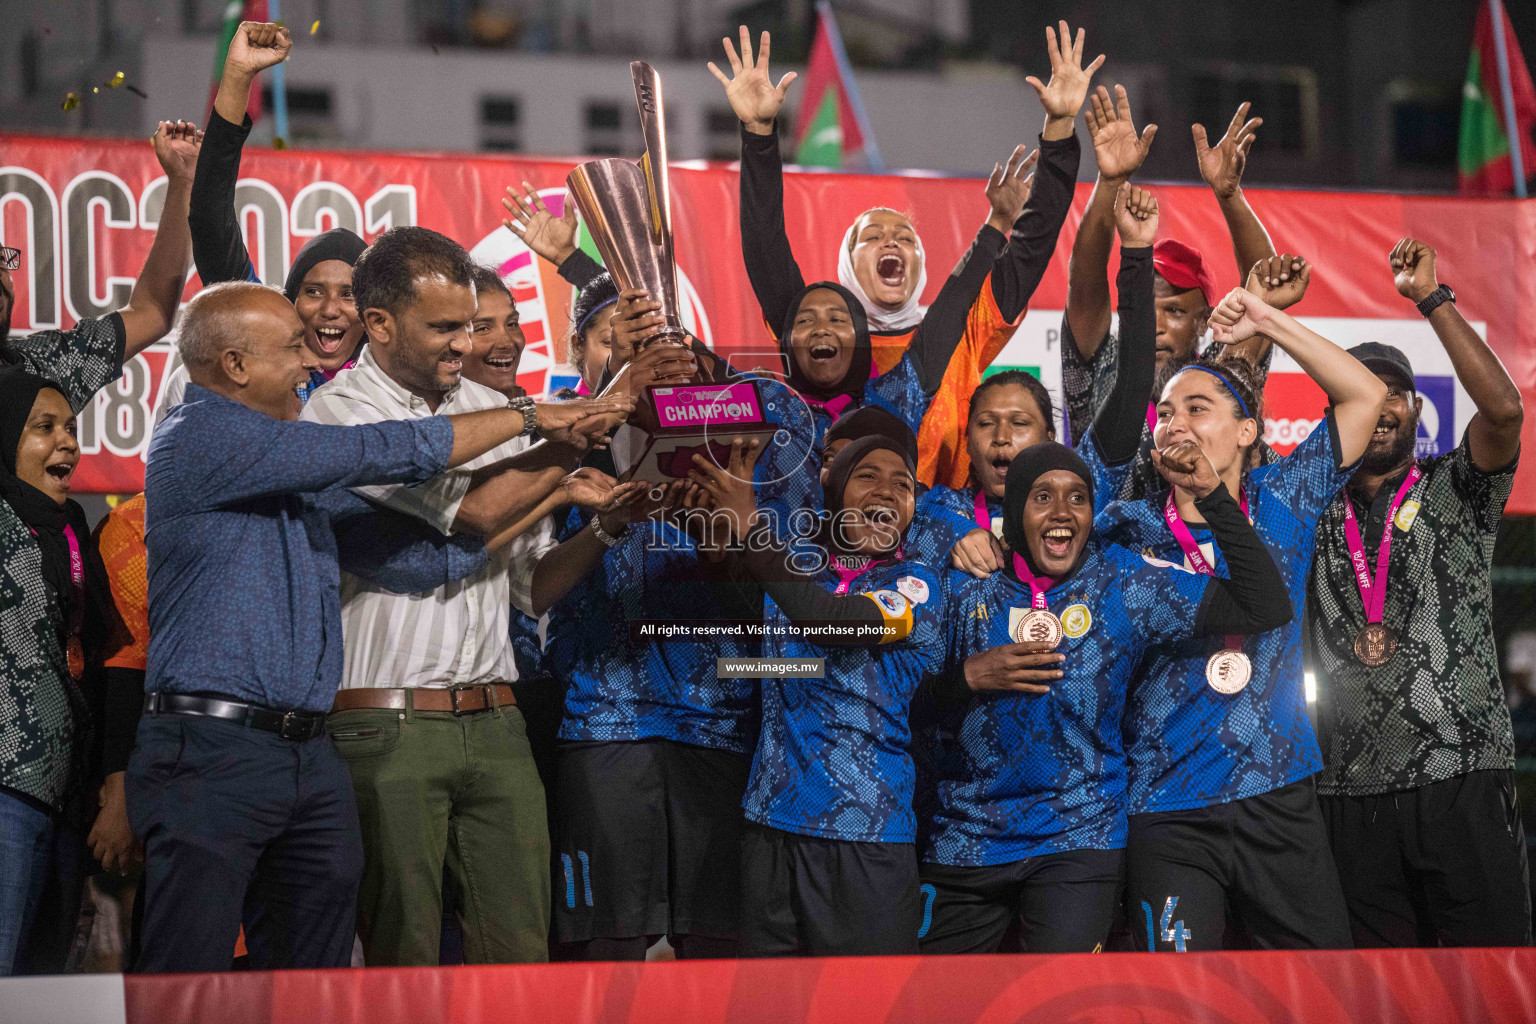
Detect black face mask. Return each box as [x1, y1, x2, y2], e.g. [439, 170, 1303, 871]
[1001, 441, 1095, 581]
[779, 281, 872, 402]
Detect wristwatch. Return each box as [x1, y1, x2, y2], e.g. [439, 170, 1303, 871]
[589, 514, 626, 548]
[1416, 284, 1455, 318]
[508, 395, 537, 437]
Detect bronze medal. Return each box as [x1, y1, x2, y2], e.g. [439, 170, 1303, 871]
[1353, 623, 1398, 667]
[1012, 609, 1063, 650]
[66, 634, 85, 681]
[1205, 650, 1251, 694]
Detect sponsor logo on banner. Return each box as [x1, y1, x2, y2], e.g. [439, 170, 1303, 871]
[1411, 375, 1454, 457]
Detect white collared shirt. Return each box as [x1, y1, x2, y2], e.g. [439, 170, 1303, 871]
[301, 346, 556, 689]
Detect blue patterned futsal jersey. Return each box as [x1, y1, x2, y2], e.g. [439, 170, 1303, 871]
[548, 375, 819, 754]
[745, 559, 945, 844]
[1096, 413, 1356, 814]
[921, 545, 1210, 866]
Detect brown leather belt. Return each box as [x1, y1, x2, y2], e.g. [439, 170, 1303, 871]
[331, 684, 516, 715]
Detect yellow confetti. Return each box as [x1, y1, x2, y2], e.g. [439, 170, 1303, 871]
[273, 137, 289, 151]
[91, 86, 99, 94]
[106, 71, 125, 88]
[310, 20, 320, 34]
[61, 92, 80, 111]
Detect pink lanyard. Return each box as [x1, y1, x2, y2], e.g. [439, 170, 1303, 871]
[1010, 552, 1056, 611]
[831, 556, 880, 595]
[1163, 490, 1251, 649]
[972, 489, 998, 532]
[1341, 466, 1422, 625]
[29, 524, 85, 676]
[1146, 402, 1158, 434]
[804, 362, 881, 424]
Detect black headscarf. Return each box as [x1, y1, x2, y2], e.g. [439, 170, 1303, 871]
[0, 367, 113, 660]
[824, 405, 918, 467]
[779, 281, 872, 402]
[1001, 442, 1094, 580]
[283, 228, 367, 303]
[823, 434, 916, 555]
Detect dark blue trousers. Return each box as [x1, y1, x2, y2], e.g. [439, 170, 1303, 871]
[125, 714, 364, 973]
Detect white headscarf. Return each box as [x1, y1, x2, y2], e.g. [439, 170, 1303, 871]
[837, 212, 928, 334]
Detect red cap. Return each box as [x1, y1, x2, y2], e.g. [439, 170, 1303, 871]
[1152, 239, 1216, 308]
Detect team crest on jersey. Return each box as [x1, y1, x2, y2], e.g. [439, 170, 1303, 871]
[1395, 500, 1421, 533]
[895, 575, 930, 605]
[871, 590, 909, 617]
[1142, 551, 1195, 574]
[1061, 603, 1092, 638]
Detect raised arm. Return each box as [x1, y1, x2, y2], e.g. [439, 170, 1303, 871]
[318, 487, 489, 593]
[116, 122, 199, 360]
[710, 27, 806, 336]
[193, 21, 292, 288]
[1085, 184, 1158, 466]
[1209, 287, 1387, 466]
[1194, 103, 1273, 287]
[986, 19, 1098, 320]
[1065, 85, 1157, 357]
[1390, 238, 1522, 471]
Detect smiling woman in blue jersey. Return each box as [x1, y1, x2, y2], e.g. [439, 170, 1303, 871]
[1093, 281, 1387, 952]
[914, 438, 1291, 955]
[685, 434, 943, 957]
[907, 183, 1165, 577]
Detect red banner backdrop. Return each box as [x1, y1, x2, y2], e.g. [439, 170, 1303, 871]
[2, 133, 1533, 508]
[120, 949, 1536, 1024]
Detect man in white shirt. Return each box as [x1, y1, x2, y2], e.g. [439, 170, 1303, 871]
[301, 226, 632, 965]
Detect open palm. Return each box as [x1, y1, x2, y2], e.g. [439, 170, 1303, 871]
[708, 26, 796, 131]
[1024, 20, 1104, 120]
[1086, 85, 1157, 180]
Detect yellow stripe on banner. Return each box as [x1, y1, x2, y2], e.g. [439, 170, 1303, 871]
[860, 591, 914, 643]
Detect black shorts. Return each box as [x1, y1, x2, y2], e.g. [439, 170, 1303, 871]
[1126, 778, 1351, 951]
[552, 739, 749, 943]
[918, 848, 1125, 954]
[740, 822, 922, 957]
[1321, 769, 1532, 948]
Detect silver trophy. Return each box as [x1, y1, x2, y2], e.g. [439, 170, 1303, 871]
[565, 61, 687, 345]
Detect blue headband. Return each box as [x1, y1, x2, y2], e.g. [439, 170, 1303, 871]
[574, 297, 619, 338]
[1176, 364, 1252, 419]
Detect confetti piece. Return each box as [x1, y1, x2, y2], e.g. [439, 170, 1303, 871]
[92, 86, 99, 93]
[273, 137, 289, 151]
[125, 84, 148, 99]
[106, 71, 124, 88]
[431, 44, 440, 54]
[61, 92, 80, 111]
[310, 20, 320, 34]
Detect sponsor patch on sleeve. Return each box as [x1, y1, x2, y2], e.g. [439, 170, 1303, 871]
[895, 575, 930, 605]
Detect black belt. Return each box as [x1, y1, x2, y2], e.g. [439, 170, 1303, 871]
[142, 692, 328, 741]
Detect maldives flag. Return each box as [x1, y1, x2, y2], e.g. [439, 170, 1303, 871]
[1457, 0, 1535, 194]
[793, 2, 882, 169]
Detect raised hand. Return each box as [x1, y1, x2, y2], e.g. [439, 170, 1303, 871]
[1246, 254, 1310, 311]
[606, 288, 691, 374]
[949, 528, 1006, 579]
[1389, 237, 1439, 303]
[1114, 182, 1159, 248]
[1085, 85, 1157, 182]
[1208, 286, 1276, 345]
[152, 120, 203, 183]
[223, 21, 291, 80]
[1024, 21, 1105, 133]
[1151, 438, 1223, 498]
[962, 641, 1066, 695]
[502, 183, 578, 267]
[707, 26, 797, 136]
[1194, 102, 1261, 200]
[985, 145, 1039, 233]
[687, 437, 765, 541]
